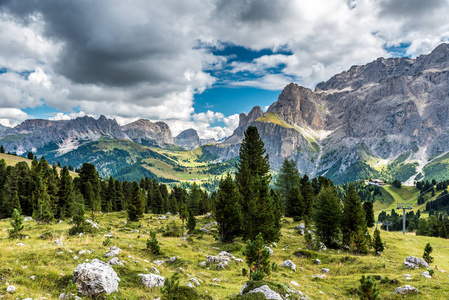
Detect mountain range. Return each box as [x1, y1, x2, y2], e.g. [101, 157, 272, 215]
[3, 43, 449, 185]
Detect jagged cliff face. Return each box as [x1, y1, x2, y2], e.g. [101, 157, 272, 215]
[122, 119, 173, 146]
[0, 116, 172, 155]
[216, 43, 449, 184]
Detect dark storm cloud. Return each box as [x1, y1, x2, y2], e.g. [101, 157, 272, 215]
[379, 0, 446, 17]
[215, 0, 291, 24]
[0, 0, 199, 87]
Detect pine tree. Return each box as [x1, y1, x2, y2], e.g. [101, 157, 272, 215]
[372, 228, 384, 253]
[313, 186, 341, 248]
[301, 175, 315, 220]
[180, 203, 188, 237]
[285, 187, 304, 220]
[9, 208, 24, 239]
[187, 209, 196, 233]
[0, 145, 4, 153]
[243, 233, 271, 280]
[58, 166, 74, 219]
[358, 275, 380, 300]
[363, 201, 375, 228]
[10, 191, 21, 215]
[33, 177, 54, 224]
[188, 183, 201, 215]
[349, 228, 370, 255]
[235, 126, 279, 242]
[342, 185, 367, 245]
[70, 194, 86, 235]
[127, 181, 145, 221]
[78, 163, 101, 214]
[147, 231, 161, 254]
[274, 158, 300, 211]
[214, 174, 242, 242]
[27, 151, 34, 160]
[423, 242, 434, 264]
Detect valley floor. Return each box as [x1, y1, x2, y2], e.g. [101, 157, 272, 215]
[1, 213, 449, 299]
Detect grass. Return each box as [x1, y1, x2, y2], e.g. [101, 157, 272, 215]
[0, 153, 78, 178]
[1, 213, 449, 299]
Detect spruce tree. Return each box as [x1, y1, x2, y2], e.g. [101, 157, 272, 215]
[363, 201, 375, 228]
[342, 185, 367, 245]
[300, 175, 315, 220]
[235, 126, 279, 242]
[127, 181, 145, 221]
[187, 209, 196, 233]
[70, 194, 86, 235]
[9, 208, 24, 239]
[78, 163, 101, 214]
[243, 233, 271, 280]
[214, 174, 242, 242]
[107, 177, 116, 212]
[147, 231, 161, 254]
[313, 186, 341, 248]
[33, 177, 54, 224]
[0, 145, 4, 153]
[423, 242, 434, 264]
[285, 187, 304, 220]
[358, 275, 380, 300]
[274, 158, 300, 211]
[188, 183, 201, 215]
[11, 191, 21, 215]
[372, 228, 384, 253]
[58, 166, 74, 219]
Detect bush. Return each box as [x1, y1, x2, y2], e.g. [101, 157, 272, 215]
[293, 249, 317, 259]
[162, 221, 181, 237]
[103, 237, 112, 247]
[9, 209, 24, 239]
[222, 243, 243, 253]
[423, 242, 434, 264]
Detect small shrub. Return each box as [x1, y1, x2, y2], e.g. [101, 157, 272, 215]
[161, 272, 212, 300]
[9, 209, 24, 239]
[103, 237, 112, 247]
[423, 242, 434, 264]
[162, 221, 181, 237]
[251, 270, 265, 281]
[271, 262, 278, 272]
[293, 249, 317, 259]
[428, 269, 435, 276]
[222, 243, 243, 253]
[242, 268, 248, 277]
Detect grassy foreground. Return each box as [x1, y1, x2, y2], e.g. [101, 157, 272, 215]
[1, 212, 449, 299]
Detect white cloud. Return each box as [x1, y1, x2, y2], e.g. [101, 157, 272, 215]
[0, 108, 31, 127]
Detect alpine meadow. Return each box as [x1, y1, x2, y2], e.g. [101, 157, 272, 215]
[2, 1, 449, 299]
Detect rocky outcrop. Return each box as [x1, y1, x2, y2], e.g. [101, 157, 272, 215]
[121, 119, 173, 146]
[73, 259, 120, 296]
[174, 128, 217, 150]
[404, 256, 429, 269]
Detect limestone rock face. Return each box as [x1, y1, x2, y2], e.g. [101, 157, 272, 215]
[121, 119, 173, 146]
[73, 259, 120, 296]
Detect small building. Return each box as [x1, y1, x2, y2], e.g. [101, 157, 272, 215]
[368, 179, 385, 186]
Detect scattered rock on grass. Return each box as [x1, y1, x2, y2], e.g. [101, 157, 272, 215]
[108, 257, 124, 266]
[314, 259, 321, 265]
[280, 260, 296, 272]
[73, 259, 120, 296]
[6, 285, 16, 293]
[421, 271, 432, 278]
[139, 273, 165, 288]
[404, 256, 429, 269]
[247, 285, 283, 300]
[394, 285, 419, 294]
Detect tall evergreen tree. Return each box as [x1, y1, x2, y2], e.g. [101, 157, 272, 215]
[9, 208, 24, 239]
[11, 191, 21, 215]
[214, 174, 242, 242]
[235, 126, 279, 242]
[187, 209, 196, 233]
[0, 145, 4, 153]
[274, 158, 300, 211]
[33, 177, 54, 224]
[285, 187, 304, 220]
[78, 163, 101, 213]
[313, 186, 341, 247]
[300, 175, 315, 219]
[127, 181, 145, 221]
[188, 183, 202, 215]
[363, 201, 375, 228]
[58, 166, 74, 219]
[342, 185, 367, 245]
[372, 228, 384, 253]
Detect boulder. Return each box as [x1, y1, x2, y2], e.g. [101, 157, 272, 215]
[169, 256, 177, 263]
[420, 271, 432, 278]
[314, 259, 321, 265]
[150, 267, 160, 274]
[322, 268, 330, 273]
[6, 285, 16, 293]
[404, 256, 429, 269]
[199, 261, 207, 267]
[394, 285, 419, 294]
[247, 285, 283, 300]
[206, 256, 220, 264]
[139, 273, 165, 288]
[280, 260, 296, 272]
[108, 257, 124, 266]
[218, 251, 235, 260]
[217, 261, 229, 269]
[73, 259, 120, 296]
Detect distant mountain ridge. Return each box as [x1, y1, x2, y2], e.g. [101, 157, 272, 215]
[3, 43, 449, 184]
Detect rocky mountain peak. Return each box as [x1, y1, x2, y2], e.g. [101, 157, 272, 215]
[268, 83, 325, 129]
[175, 128, 200, 141]
[121, 119, 173, 146]
[231, 106, 264, 140]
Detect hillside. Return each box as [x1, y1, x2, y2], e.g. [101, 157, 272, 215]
[1, 212, 448, 299]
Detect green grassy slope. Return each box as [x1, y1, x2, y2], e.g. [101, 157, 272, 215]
[1, 213, 449, 299]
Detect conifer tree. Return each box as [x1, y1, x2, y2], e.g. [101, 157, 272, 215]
[342, 185, 367, 245]
[214, 174, 242, 242]
[274, 158, 300, 211]
[147, 231, 161, 254]
[9, 208, 24, 239]
[127, 181, 145, 221]
[11, 191, 21, 215]
[358, 275, 380, 300]
[115, 180, 124, 211]
[363, 201, 375, 228]
[188, 183, 201, 215]
[152, 187, 163, 214]
[300, 175, 315, 219]
[33, 177, 54, 224]
[78, 163, 101, 214]
[179, 203, 188, 237]
[187, 209, 196, 233]
[0, 145, 4, 153]
[243, 233, 271, 280]
[372, 228, 384, 253]
[423, 242, 434, 264]
[314, 186, 341, 247]
[70, 194, 86, 235]
[285, 187, 304, 220]
[235, 126, 279, 242]
[58, 166, 74, 219]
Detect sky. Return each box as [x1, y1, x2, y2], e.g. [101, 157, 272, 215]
[0, 0, 449, 139]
